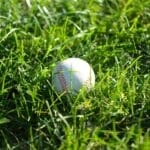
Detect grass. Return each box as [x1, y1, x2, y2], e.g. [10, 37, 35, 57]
[0, 0, 150, 149]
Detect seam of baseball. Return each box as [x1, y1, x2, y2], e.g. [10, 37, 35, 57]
[57, 64, 68, 93]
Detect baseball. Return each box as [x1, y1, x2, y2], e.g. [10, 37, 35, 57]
[52, 58, 95, 95]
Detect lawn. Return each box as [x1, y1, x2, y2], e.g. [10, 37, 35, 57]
[0, 0, 150, 149]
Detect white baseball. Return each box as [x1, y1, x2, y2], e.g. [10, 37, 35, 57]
[52, 58, 95, 95]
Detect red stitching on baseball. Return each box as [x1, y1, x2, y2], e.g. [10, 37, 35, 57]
[57, 64, 68, 93]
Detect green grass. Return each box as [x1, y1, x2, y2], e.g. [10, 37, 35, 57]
[0, 0, 150, 149]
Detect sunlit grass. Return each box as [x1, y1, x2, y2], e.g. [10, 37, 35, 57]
[0, 0, 150, 149]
